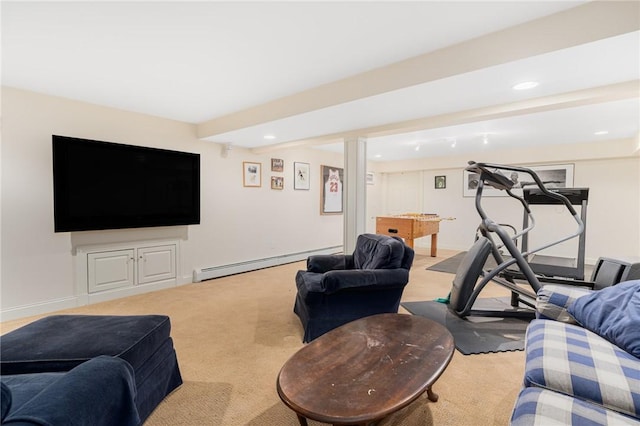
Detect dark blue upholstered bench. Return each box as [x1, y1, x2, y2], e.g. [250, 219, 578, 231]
[0, 315, 182, 422]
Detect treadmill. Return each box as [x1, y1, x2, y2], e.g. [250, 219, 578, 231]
[521, 187, 589, 280]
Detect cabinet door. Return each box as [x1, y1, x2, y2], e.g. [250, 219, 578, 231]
[137, 245, 176, 285]
[88, 249, 135, 293]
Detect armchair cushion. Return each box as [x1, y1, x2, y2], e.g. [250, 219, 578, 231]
[353, 234, 406, 270]
[306, 254, 354, 273]
[568, 279, 640, 358]
[310, 269, 410, 294]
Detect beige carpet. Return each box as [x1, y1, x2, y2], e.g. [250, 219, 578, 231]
[1, 249, 525, 425]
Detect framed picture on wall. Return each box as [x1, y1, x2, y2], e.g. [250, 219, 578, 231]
[271, 176, 284, 190]
[293, 162, 310, 190]
[320, 165, 343, 215]
[271, 158, 284, 172]
[463, 163, 574, 197]
[366, 172, 375, 185]
[435, 175, 446, 189]
[243, 161, 262, 187]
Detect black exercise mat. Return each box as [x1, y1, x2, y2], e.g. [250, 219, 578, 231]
[427, 251, 497, 274]
[401, 298, 530, 355]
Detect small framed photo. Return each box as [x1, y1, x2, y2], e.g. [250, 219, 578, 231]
[271, 176, 284, 190]
[243, 162, 262, 187]
[271, 158, 284, 172]
[435, 175, 446, 189]
[293, 162, 310, 190]
[366, 172, 375, 185]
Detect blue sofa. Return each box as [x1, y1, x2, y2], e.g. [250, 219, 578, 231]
[1, 314, 182, 425]
[294, 233, 414, 342]
[510, 280, 640, 425]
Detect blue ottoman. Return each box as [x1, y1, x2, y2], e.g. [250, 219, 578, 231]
[0, 315, 182, 422]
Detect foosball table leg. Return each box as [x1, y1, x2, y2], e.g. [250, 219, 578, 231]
[430, 233, 438, 257]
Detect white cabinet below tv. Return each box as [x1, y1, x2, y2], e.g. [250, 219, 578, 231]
[77, 240, 178, 304]
[137, 245, 177, 285]
[88, 249, 136, 292]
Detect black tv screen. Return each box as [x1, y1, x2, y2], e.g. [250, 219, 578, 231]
[53, 135, 200, 232]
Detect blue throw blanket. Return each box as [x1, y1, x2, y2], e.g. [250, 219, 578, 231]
[569, 279, 640, 358]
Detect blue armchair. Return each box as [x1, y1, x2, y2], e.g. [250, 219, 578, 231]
[294, 233, 415, 342]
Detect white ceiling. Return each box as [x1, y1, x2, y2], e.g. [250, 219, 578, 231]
[2, 1, 639, 162]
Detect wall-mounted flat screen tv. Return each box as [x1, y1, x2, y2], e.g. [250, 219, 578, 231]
[53, 135, 200, 232]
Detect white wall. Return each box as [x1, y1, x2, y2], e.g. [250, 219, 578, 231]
[373, 149, 640, 264]
[1, 87, 345, 319]
[2, 87, 638, 320]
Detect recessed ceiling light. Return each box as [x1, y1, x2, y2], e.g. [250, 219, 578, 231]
[512, 81, 539, 90]
[375, 154, 382, 158]
[415, 145, 421, 151]
[263, 134, 276, 140]
[594, 130, 609, 135]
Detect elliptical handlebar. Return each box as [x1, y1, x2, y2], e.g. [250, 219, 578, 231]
[466, 161, 578, 216]
[467, 161, 585, 259]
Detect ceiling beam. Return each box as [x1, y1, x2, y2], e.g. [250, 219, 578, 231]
[198, 1, 640, 139]
[250, 80, 640, 154]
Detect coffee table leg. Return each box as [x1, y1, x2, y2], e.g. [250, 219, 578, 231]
[296, 414, 309, 426]
[427, 386, 439, 402]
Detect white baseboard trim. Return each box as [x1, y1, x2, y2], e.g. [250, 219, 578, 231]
[1, 280, 178, 322]
[2, 247, 345, 321]
[86, 279, 177, 304]
[0, 296, 78, 322]
[193, 245, 343, 282]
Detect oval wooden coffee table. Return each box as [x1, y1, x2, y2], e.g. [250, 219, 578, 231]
[277, 313, 454, 426]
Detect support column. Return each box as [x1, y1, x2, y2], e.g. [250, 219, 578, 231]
[343, 137, 367, 254]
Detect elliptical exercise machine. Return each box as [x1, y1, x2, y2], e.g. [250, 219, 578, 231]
[448, 161, 586, 319]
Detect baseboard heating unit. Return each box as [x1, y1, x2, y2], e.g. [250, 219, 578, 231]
[193, 246, 343, 282]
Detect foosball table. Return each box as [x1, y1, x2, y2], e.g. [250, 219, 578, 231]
[376, 213, 451, 257]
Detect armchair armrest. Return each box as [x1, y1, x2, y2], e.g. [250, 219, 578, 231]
[536, 284, 593, 323]
[307, 254, 354, 273]
[3, 356, 140, 426]
[322, 269, 409, 294]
